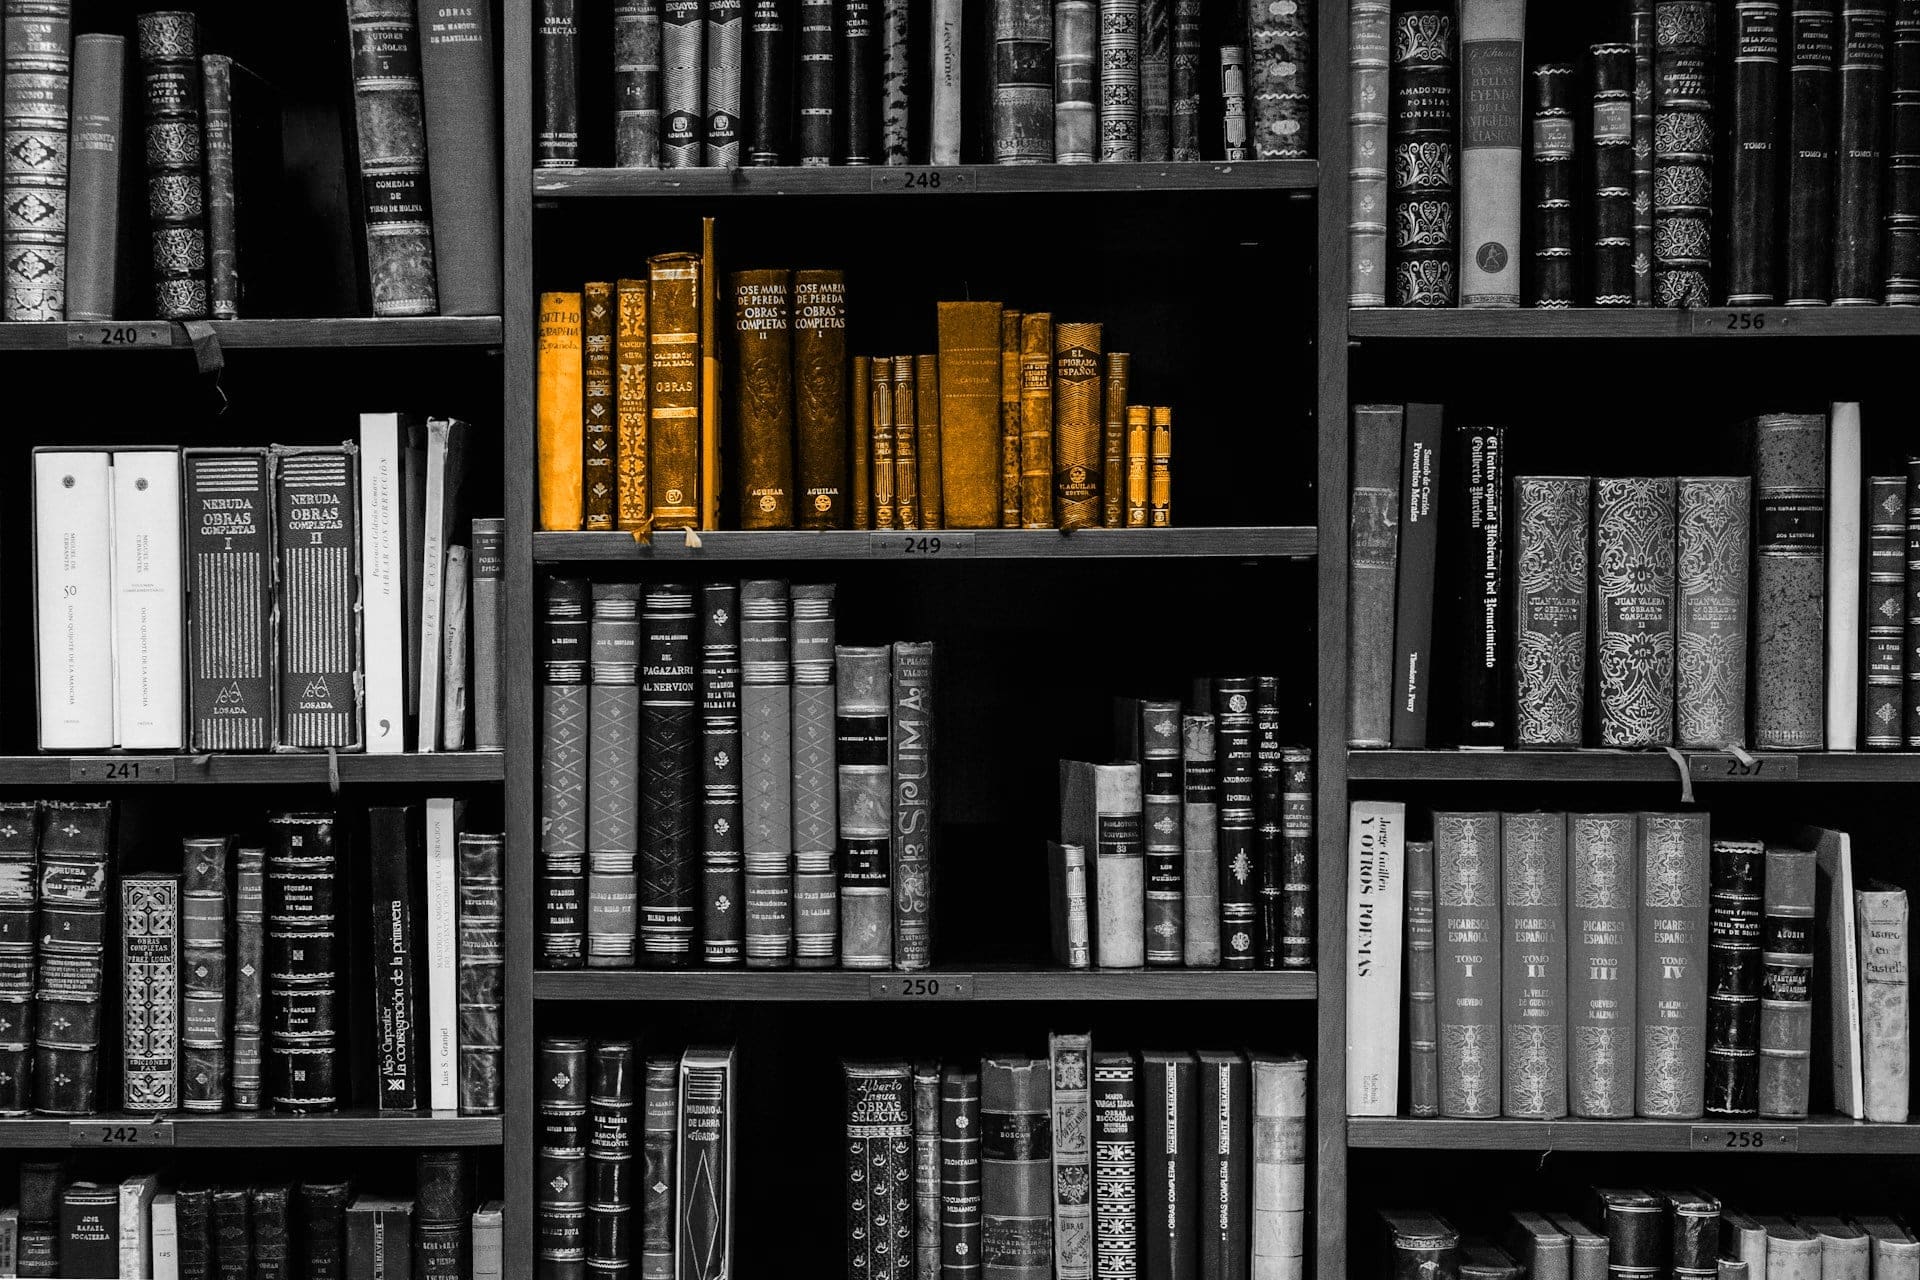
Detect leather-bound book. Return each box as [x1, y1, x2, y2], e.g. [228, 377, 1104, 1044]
[1590, 43, 1635, 305]
[1750, 414, 1827, 749]
[584, 283, 617, 531]
[420, 0, 502, 314]
[1380, 1213, 1460, 1280]
[746, 0, 787, 164]
[1528, 64, 1575, 306]
[891, 641, 935, 970]
[1906, 460, 1920, 745]
[265, 812, 341, 1113]
[299, 1182, 350, 1280]
[1499, 813, 1566, 1119]
[1856, 880, 1910, 1120]
[33, 449, 111, 752]
[588, 1042, 636, 1278]
[795, 269, 848, 529]
[1054, 322, 1103, 531]
[1835, 3, 1890, 302]
[699, 583, 745, 965]
[1567, 813, 1636, 1118]
[122, 873, 180, 1112]
[640, 1056, 676, 1279]
[250, 1185, 291, 1279]
[1653, 0, 1714, 306]
[700, 216, 721, 534]
[1434, 811, 1500, 1118]
[706, 0, 744, 166]
[539, 291, 585, 531]
[1591, 1191, 1663, 1275]
[1888, 1, 1920, 300]
[871, 356, 898, 528]
[457, 832, 504, 1114]
[1707, 839, 1765, 1117]
[1019, 314, 1054, 527]
[1512, 477, 1589, 748]
[1860, 1220, 1920, 1280]
[932, 0, 963, 162]
[1139, 700, 1183, 968]
[838, 646, 893, 968]
[893, 354, 921, 529]
[34, 801, 111, 1117]
[0, 803, 37, 1117]
[662, 0, 704, 167]
[649, 252, 702, 529]
[1631, 0, 1657, 302]
[65, 33, 124, 322]
[1390, 10, 1457, 307]
[1048, 840, 1087, 965]
[1351, 3, 1393, 303]
[616, 1, 664, 168]
[1149, 407, 1171, 525]
[180, 837, 229, 1113]
[59, 1182, 116, 1279]
[346, 1198, 413, 1280]
[676, 1046, 736, 1278]
[541, 578, 591, 969]
[843, 0, 877, 164]
[1406, 839, 1438, 1116]
[17, 1160, 63, 1276]
[1666, 1190, 1721, 1280]
[344, 0, 438, 316]
[1677, 478, 1753, 749]
[1247, 0, 1309, 158]
[1169, 0, 1200, 160]
[981, 1057, 1052, 1279]
[1101, 0, 1141, 161]
[3, 0, 72, 320]
[942, 1065, 984, 1273]
[1458, 0, 1525, 307]
[1195, 1051, 1248, 1280]
[1090, 1051, 1137, 1279]
[537, 1037, 589, 1274]
[1138, 0, 1170, 160]
[883, 0, 911, 163]
[741, 581, 794, 968]
[1506, 1213, 1569, 1280]
[1001, 308, 1024, 527]
[1252, 681, 1284, 969]
[1102, 353, 1129, 529]
[1060, 761, 1144, 970]
[913, 1061, 941, 1278]
[1347, 405, 1402, 748]
[136, 10, 209, 320]
[537, 0, 581, 165]
[1181, 714, 1220, 967]
[616, 278, 651, 530]
[369, 808, 422, 1110]
[1637, 811, 1710, 1118]
[1213, 678, 1258, 970]
[1139, 1050, 1194, 1280]
[231, 844, 266, 1108]
[792, 586, 839, 967]
[798, 0, 834, 165]
[917, 353, 944, 529]
[1056, 0, 1096, 163]
[1251, 1056, 1306, 1280]
[845, 1062, 914, 1278]
[274, 447, 363, 749]
[993, 0, 1054, 162]
[1866, 475, 1906, 746]
[1048, 1035, 1093, 1279]
[733, 269, 796, 528]
[1593, 478, 1676, 747]
[416, 1152, 472, 1278]
[639, 587, 697, 968]
[1802, 1220, 1870, 1280]
[472, 518, 506, 750]
[1445, 424, 1507, 745]
[934, 300, 1005, 529]
[1223, 45, 1252, 159]
[1730, 3, 1784, 304]
[1281, 748, 1315, 971]
[1788, 2, 1840, 303]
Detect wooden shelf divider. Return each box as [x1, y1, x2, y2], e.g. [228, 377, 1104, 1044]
[1348, 1116, 1920, 1154]
[534, 968, 1318, 1002]
[535, 160, 1318, 199]
[534, 526, 1316, 563]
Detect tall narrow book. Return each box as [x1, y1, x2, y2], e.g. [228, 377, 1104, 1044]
[1706, 840, 1765, 1117]
[1347, 800, 1406, 1116]
[1139, 1049, 1195, 1280]
[1348, 405, 1403, 748]
[1196, 1050, 1249, 1280]
[1391, 404, 1444, 747]
[1407, 839, 1439, 1118]
[740, 580, 793, 968]
[1181, 714, 1220, 967]
[1751, 414, 1827, 749]
[1433, 811, 1499, 1119]
[891, 641, 935, 970]
[837, 646, 892, 969]
[1828, 402, 1863, 749]
[33, 451, 114, 750]
[588, 584, 642, 968]
[122, 874, 180, 1112]
[1594, 478, 1676, 748]
[941, 1065, 982, 1277]
[981, 1056, 1051, 1279]
[1676, 478, 1752, 749]
[419, 0, 501, 314]
[1855, 881, 1910, 1122]
[791, 584, 838, 968]
[1568, 813, 1636, 1118]
[1251, 1056, 1307, 1280]
[1388, 9, 1455, 306]
[1637, 811, 1710, 1119]
[845, 1062, 914, 1280]
[1652, 0, 1715, 306]
[1501, 812, 1567, 1119]
[1760, 843, 1817, 1118]
[1512, 476, 1589, 748]
[1050, 1033, 1093, 1280]
[1060, 762, 1144, 970]
[344, 0, 438, 316]
[641, 586, 699, 967]
[1458, 0, 1526, 306]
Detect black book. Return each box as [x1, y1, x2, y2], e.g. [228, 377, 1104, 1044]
[416, 1150, 473, 1278]
[701, 582, 745, 965]
[1140, 1049, 1196, 1280]
[1835, 0, 1891, 303]
[183, 449, 275, 751]
[1888, 0, 1920, 301]
[798, 0, 836, 164]
[231, 844, 266, 1110]
[940, 1064, 981, 1275]
[252, 1185, 291, 1280]
[747, 0, 789, 164]
[541, 576, 592, 970]
[299, 1181, 351, 1280]
[1092, 1051, 1137, 1280]
[17, 1160, 63, 1277]
[265, 812, 341, 1113]
[181, 837, 230, 1113]
[346, 1196, 414, 1278]
[1443, 424, 1509, 747]
[641, 1055, 677, 1278]
[1591, 44, 1637, 304]
[177, 1184, 213, 1280]
[1706, 840, 1765, 1116]
[1212, 678, 1257, 970]
[589, 1040, 636, 1276]
[213, 1187, 252, 1279]
[640, 586, 698, 967]
[34, 801, 112, 1117]
[1253, 677, 1284, 970]
[458, 832, 506, 1115]
[1389, 8, 1458, 307]
[1787, 1, 1840, 303]
[0, 802, 39, 1117]
[135, 10, 211, 318]
[58, 1182, 117, 1279]
[537, 1036, 590, 1274]
[537, 0, 581, 166]
[1652, 0, 1715, 307]
[274, 446, 362, 749]
[369, 805, 423, 1111]
[1591, 1189, 1667, 1268]
[588, 583, 642, 969]
[1196, 1050, 1250, 1280]
[1729, 2, 1784, 304]
[841, 0, 877, 163]
[1528, 63, 1575, 307]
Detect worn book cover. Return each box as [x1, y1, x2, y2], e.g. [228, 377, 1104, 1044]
[1636, 811, 1709, 1119]
[1759, 843, 1815, 1117]
[1567, 813, 1636, 1118]
[538, 291, 584, 531]
[1347, 800, 1405, 1115]
[343, 0, 438, 316]
[1348, 406, 1403, 748]
[122, 874, 179, 1112]
[1500, 812, 1567, 1119]
[273, 446, 363, 749]
[1676, 477, 1752, 749]
[1512, 476, 1588, 748]
[1050, 1033, 1094, 1280]
[1706, 839, 1764, 1117]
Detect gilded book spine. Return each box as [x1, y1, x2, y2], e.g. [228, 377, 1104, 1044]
[1100, 0, 1140, 161]
[872, 358, 897, 529]
[616, 278, 651, 529]
[884, 0, 910, 163]
[845, 1063, 914, 1279]
[705, 0, 743, 167]
[648, 252, 702, 529]
[741, 580, 794, 969]
[1181, 714, 1220, 968]
[1149, 407, 1171, 526]
[4, 0, 72, 319]
[1138, 0, 1169, 160]
[733, 268, 796, 529]
[798, 0, 834, 165]
[588, 585, 642, 969]
[892, 642, 935, 971]
[795, 270, 848, 529]
[1593, 477, 1676, 748]
[1889, 0, 1920, 300]
[842, 0, 876, 163]
[893, 354, 921, 530]
[1169, 0, 1199, 160]
[1706, 840, 1765, 1117]
[137, 10, 209, 320]
[1653, 0, 1714, 306]
[1214, 678, 1258, 969]
[1350, 0, 1390, 304]
[122, 874, 180, 1112]
[584, 282, 616, 531]
[640, 587, 698, 967]
[1528, 64, 1575, 306]
[1677, 478, 1753, 749]
[1458, 0, 1526, 307]
[1835, 2, 1891, 302]
[838, 646, 893, 969]
[1500, 812, 1566, 1119]
[232, 844, 265, 1108]
[1567, 813, 1636, 1118]
[540, 579, 591, 969]
[1280, 746, 1313, 970]
[918, 353, 943, 530]
[1391, 10, 1458, 307]
[1140, 700, 1184, 968]
[1751, 414, 1827, 749]
[1247, 0, 1310, 158]
[614, 1, 663, 167]
[661, 0, 703, 167]
[1054, 322, 1103, 531]
[1253, 679, 1283, 971]
[181, 838, 228, 1113]
[933, 300, 1002, 530]
[264, 812, 341, 1113]
[1591, 43, 1636, 304]
[1001, 308, 1024, 528]
[1730, 3, 1784, 303]
[792, 585, 839, 967]
[344, 0, 438, 316]
[1636, 811, 1710, 1119]
[1020, 313, 1055, 528]
[539, 292, 584, 530]
[1434, 811, 1500, 1118]
[202, 55, 238, 318]
[587, 1040, 635, 1275]
[1102, 353, 1128, 528]
[942, 1067, 982, 1275]
[1512, 477, 1589, 748]
[993, 0, 1054, 162]
[1866, 475, 1907, 747]
[700, 583, 744, 964]
[1055, 0, 1097, 164]
[915, 1062, 942, 1278]
[1632, 0, 1657, 302]
[1407, 840, 1438, 1117]
[1050, 1034, 1094, 1279]
[274, 447, 362, 750]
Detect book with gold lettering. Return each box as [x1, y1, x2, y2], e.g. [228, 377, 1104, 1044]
[583, 282, 615, 531]
[794, 269, 848, 529]
[1054, 322, 1103, 531]
[1103, 353, 1129, 529]
[648, 252, 702, 529]
[1150, 407, 1171, 527]
[538, 292, 584, 531]
[1000, 308, 1024, 528]
[1126, 406, 1149, 528]
[893, 354, 920, 530]
[871, 356, 897, 530]
[731, 268, 795, 530]
[934, 300, 1005, 530]
[916, 354, 943, 531]
[1020, 313, 1054, 529]
[615, 278, 650, 531]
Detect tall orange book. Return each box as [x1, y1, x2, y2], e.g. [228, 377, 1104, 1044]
[934, 300, 1004, 529]
[537, 290, 584, 531]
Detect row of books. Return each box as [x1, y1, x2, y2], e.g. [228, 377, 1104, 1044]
[1348, 404, 1914, 752]
[0, 1152, 500, 1279]
[33, 421, 502, 754]
[1, 3, 500, 322]
[1349, 1, 1920, 309]
[534, 0, 1313, 169]
[1344, 803, 1907, 1124]
[1052, 682, 1314, 972]
[538, 576, 938, 970]
[1378, 1197, 1920, 1280]
[536, 257, 1180, 534]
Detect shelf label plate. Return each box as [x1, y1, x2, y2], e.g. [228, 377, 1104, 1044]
[871, 168, 970, 195]
[871, 532, 975, 558]
[869, 974, 973, 1000]
[66, 323, 172, 348]
[70, 1120, 175, 1147]
[1686, 752, 1798, 782]
[69, 758, 177, 783]
[1689, 1125, 1797, 1152]
[1690, 310, 1791, 335]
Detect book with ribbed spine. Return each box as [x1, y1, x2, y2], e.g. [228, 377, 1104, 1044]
[1653, 0, 1714, 306]
[538, 291, 584, 531]
[64, 32, 123, 322]
[1907, 458, 1920, 745]
[648, 252, 702, 529]
[536, 1037, 588, 1273]
[1447, 424, 1508, 746]
[583, 283, 616, 531]
[993, 0, 1053, 162]
[1001, 308, 1024, 527]
[1061, 761, 1143, 970]
[792, 585, 839, 967]
[1856, 881, 1910, 1121]
[588, 584, 641, 970]
[662, 0, 703, 166]
[1407, 839, 1438, 1117]
[1729, 3, 1783, 303]
[852, 357, 871, 528]
[1050, 1034, 1094, 1279]
[1836, 3, 1890, 301]
[700, 583, 745, 965]
[641, 1055, 675, 1278]
[1459, 0, 1525, 306]
[275, 447, 362, 748]
[458, 832, 504, 1114]
[1500, 812, 1566, 1119]
[1102, 354, 1128, 529]
[734, 268, 795, 528]
[1349, 0, 1389, 304]
[914, 1061, 941, 1278]
[1214, 678, 1257, 969]
[419, 0, 501, 315]
[1181, 714, 1219, 967]
[1092, 1050, 1136, 1279]
[180, 838, 228, 1112]
[871, 351, 897, 528]
[1140, 700, 1183, 967]
[1101, 0, 1141, 162]
[1055, 322, 1103, 530]
[1056, 0, 1096, 163]
[1677, 478, 1753, 749]
[1348, 405, 1402, 748]
[1890, 1, 1920, 300]
[615, 2, 663, 167]
[1169, 0, 1200, 160]
[1631, 0, 1657, 302]
[616, 278, 652, 530]
[3, 0, 72, 320]
[540, 578, 591, 968]
[1138, 0, 1170, 160]
[1195, 1051, 1247, 1280]
[536, 0, 579, 166]
[1528, 64, 1575, 306]
[917, 352, 943, 530]
[795, 270, 848, 529]
[1593, 477, 1676, 748]
[837, 646, 892, 968]
[1751, 414, 1827, 748]
[34, 802, 110, 1116]
[891, 641, 935, 970]
[1590, 43, 1635, 305]
[1707, 840, 1765, 1117]
[472, 518, 505, 751]
[1512, 477, 1588, 748]
[1867, 475, 1907, 747]
[677, 1046, 735, 1279]
[640, 586, 697, 967]
[746, 0, 786, 164]
[1049, 840, 1091, 969]
[941, 1065, 982, 1275]
[344, 0, 437, 316]
[740, 581, 793, 968]
[122, 874, 179, 1112]
[1760, 844, 1816, 1117]
[1434, 811, 1500, 1118]
[59, 1181, 117, 1277]
[1637, 811, 1710, 1119]
[1247, 0, 1309, 158]
[369, 808, 422, 1111]
[982, 1057, 1052, 1279]
[1253, 680, 1286, 969]
[1250, 1056, 1306, 1280]
[1788, 2, 1839, 303]
[893, 354, 921, 529]
[1347, 799, 1405, 1115]
[300, 1181, 349, 1279]
[1019, 313, 1055, 528]
[264, 812, 340, 1113]
[415, 1152, 472, 1277]
[797, 0, 833, 165]
[231, 844, 265, 1109]
[0, 804, 37, 1118]
[588, 1041, 634, 1276]
[1567, 813, 1636, 1118]
[705, 0, 743, 166]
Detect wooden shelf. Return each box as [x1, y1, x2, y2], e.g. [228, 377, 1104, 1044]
[534, 967, 1318, 1002]
[0, 1112, 502, 1148]
[0, 317, 503, 350]
[1348, 1116, 1920, 1154]
[534, 526, 1316, 562]
[534, 160, 1318, 199]
[0, 753, 505, 786]
[1349, 306, 1920, 340]
[1348, 749, 1920, 783]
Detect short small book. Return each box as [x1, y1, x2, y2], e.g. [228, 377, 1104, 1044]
[1059, 761, 1144, 970]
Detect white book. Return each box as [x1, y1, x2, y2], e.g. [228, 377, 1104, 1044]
[359, 413, 411, 753]
[1827, 402, 1862, 749]
[441, 544, 470, 750]
[149, 1192, 178, 1280]
[1345, 799, 1406, 1115]
[426, 795, 464, 1110]
[34, 450, 116, 750]
[117, 1172, 158, 1278]
[1251, 1055, 1308, 1280]
[1854, 882, 1910, 1123]
[1721, 1210, 1768, 1280]
[1802, 824, 1864, 1118]
[402, 426, 427, 723]
[418, 417, 469, 751]
[471, 1200, 504, 1280]
[930, 0, 962, 165]
[110, 450, 184, 750]
[1857, 1218, 1920, 1280]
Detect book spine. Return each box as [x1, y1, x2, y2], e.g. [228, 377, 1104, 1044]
[615, 1, 664, 167]
[1528, 64, 1575, 306]
[1250, 1058, 1306, 1280]
[1001, 308, 1024, 527]
[931, 0, 962, 163]
[472, 1202, 504, 1280]
[1102, 353, 1129, 529]
[274, 448, 362, 749]
[1181, 714, 1220, 967]
[1406, 840, 1439, 1117]
[4, 0, 72, 320]
[881, 0, 910, 163]
[794, 270, 849, 529]
[1094, 764, 1145, 970]
[1636, 811, 1710, 1118]
[35, 804, 108, 1116]
[890, 642, 935, 971]
[1677, 477, 1754, 749]
[1830, 402, 1863, 750]
[1092, 1052, 1136, 1280]
[1348, 406, 1403, 747]
[1758, 845, 1816, 1117]
[1214, 679, 1257, 969]
[1280, 747, 1313, 970]
[1139, 700, 1184, 968]
[1149, 407, 1171, 526]
[639, 587, 698, 967]
[200, 54, 238, 319]
[1389, 407, 1443, 748]
[537, 0, 580, 165]
[1054, 322, 1103, 530]
[893, 355, 921, 529]
[647, 253, 702, 528]
[1138, 0, 1169, 160]
[1908, 456, 1920, 744]
[698, 583, 745, 965]
[994, 0, 1054, 162]
[33, 452, 112, 751]
[791, 586, 840, 967]
[134, 14, 209, 319]
[369, 810, 420, 1110]
[300, 1184, 350, 1280]
[540, 579, 591, 968]
[981, 1057, 1053, 1280]
[1101, 0, 1140, 162]
[1788, 1, 1840, 302]
[1835, 2, 1891, 301]
[264, 814, 341, 1113]
[108, 448, 184, 750]
[344, 0, 438, 316]
[733, 269, 796, 528]
[1434, 810, 1501, 1118]
[1055, 0, 1096, 164]
[1247, 0, 1310, 158]
[677, 1050, 735, 1279]
[1348, 0, 1390, 303]
[838, 646, 892, 969]
[706, 0, 744, 166]
[419, 0, 502, 314]
[1707, 840, 1765, 1117]
[1566, 814, 1637, 1118]
[1019, 313, 1055, 527]
[1253, 681, 1284, 969]
[743, 0, 786, 163]
[1459, 0, 1526, 307]
[1868, 475, 1908, 746]
[1590, 43, 1636, 305]
[1140, 1052, 1194, 1280]
[842, 0, 877, 164]
[798, 0, 834, 165]
[122, 875, 180, 1112]
[615, 279, 652, 530]
[1857, 886, 1911, 1121]
[851, 356, 872, 528]
[941, 1066, 982, 1276]
[1500, 813, 1567, 1119]
[1653, 0, 1715, 306]
[0, 806, 37, 1119]
[1890, 0, 1920, 300]
[471, 519, 505, 749]
[538, 291, 585, 531]
[1631, 0, 1658, 303]
[1752, 414, 1828, 748]
[662, 0, 704, 167]
[917, 353, 944, 530]
[416, 1152, 472, 1278]
[359, 420, 407, 754]
[458, 833, 505, 1114]
[181, 839, 229, 1112]
[231, 845, 265, 1109]
[1050, 1035, 1094, 1279]
[588, 1041, 635, 1275]
[583, 283, 616, 531]
[1345, 800, 1405, 1115]
[64, 33, 121, 322]
[1392, 13, 1465, 305]
[1196, 1053, 1248, 1280]
[1450, 425, 1509, 745]
[640, 1057, 675, 1279]
[846, 1062, 914, 1276]
[741, 581, 794, 967]
[1169, 0, 1199, 160]
[1593, 478, 1677, 747]
[536, 1037, 589, 1274]
[1049, 840, 1092, 969]
[911, 1062, 941, 1279]
[1512, 476, 1589, 747]
[1730, 3, 1784, 303]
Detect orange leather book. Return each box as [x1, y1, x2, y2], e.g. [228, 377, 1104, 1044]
[998, 308, 1023, 527]
[1126, 404, 1150, 527]
[933, 300, 1005, 530]
[1019, 312, 1054, 528]
[851, 355, 872, 529]
[615, 278, 651, 531]
[1053, 321, 1102, 532]
[1150, 406, 1172, 526]
[871, 355, 896, 529]
[1102, 352, 1130, 528]
[700, 216, 721, 530]
[916, 353, 942, 530]
[537, 290, 584, 531]
[731, 268, 795, 529]
[647, 252, 702, 529]
[793, 269, 849, 529]
[583, 282, 616, 530]
[892, 354, 920, 530]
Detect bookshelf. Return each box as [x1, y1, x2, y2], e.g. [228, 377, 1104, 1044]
[0, 1114, 502, 1150]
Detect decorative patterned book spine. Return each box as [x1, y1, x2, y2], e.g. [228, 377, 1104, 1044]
[122, 874, 180, 1113]
[265, 813, 340, 1113]
[536, 1037, 589, 1275]
[609, 287, 651, 530]
[699, 583, 745, 965]
[879, 0, 910, 163]
[1788, 1, 1840, 303]
[1181, 714, 1219, 967]
[1252, 680, 1284, 969]
[1590, 44, 1636, 305]
[1213, 678, 1258, 969]
[1247, 0, 1309, 158]
[3, 0, 72, 320]
[1677, 478, 1753, 749]
[791, 585, 840, 967]
[941, 1065, 982, 1277]
[1249, 1056, 1306, 1280]
[1091, 1051, 1136, 1280]
[538, 291, 584, 531]
[1908, 458, 1920, 745]
[64, 32, 123, 322]
[1593, 477, 1677, 747]
[585, 605, 646, 978]
[1137, 0, 1170, 161]
[1390, 10, 1457, 307]
[705, 0, 743, 166]
[1063, 761, 1145, 970]
[34, 802, 110, 1116]
[1856, 882, 1910, 1120]
[1139, 1050, 1194, 1280]
[982, 1057, 1053, 1280]
[0, 804, 37, 1118]
[732, 268, 795, 528]
[893, 355, 921, 529]
[231, 844, 265, 1109]
[1459, 0, 1526, 307]
[872, 358, 897, 528]
[994, 0, 1054, 162]
[137, 10, 211, 320]
[1137, 700, 1183, 968]
[911, 1062, 941, 1280]
[1751, 414, 1827, 749]
[588, 1041, 635, 1276]
[369, 807, 421, 1111]
[1049, 840, 1092, 969]
[1512, 477, 1589, 748]
[180, 837, 229, 1113]
[1054, 0, 1096, 163]
[743, 580, 796, 968]
[1407, 839, 1439, 1117]
[838, 646, 892, 968]
[1631, 0, 1658, 302]
[274, 447, 363, 749]
[677, 1047, 735, 1278]
[648, 252, 702, 529]
[1636, 811, 1710, 1118]
[1102, 353, 1129, 528]
[662, 0, 703, 167]
[1348, 405, 1403, 747]
[1835, 2, 1891, 301]
[537, 0, 580, 165]
[1053, 322, 1103, 530]
[794, 269, 848, 529]
[1653, 0, 1715, 306]
[614, 1, 663, 167]
[1867, 475, 1907, 747]
[640, 1056, 676, 1279]
[583, 282, 616, 531]
[1889, 1, 1920, 300]
[798, 0, 834, 165]
[842, 0, 877, 164]
[1168, 0, 1199, 160]
[1566, 813, 1636, 1118]
[1434, 810, 1501, 1118]
[1349, 0, 1390, 304]
[1707, 840, 1765, 1117]
[1528, 64, 1574, 306]
[1499, 813, 1567, 1119]
[917, 353, 944, 530]
[932, 0, 962, 164]
[1019, 313, 1055, 528]
[1280, 747, 1313, 970]
[1149, 407, 1171, 526]
[744, 0, 784, 164]
[457, 832, 504, 1114]
[845, 1062, 913, 1278]
[1730, 3, 1784, 303]
[344, 0, 438, 316]
[541, 577, 591, 968]
[1101, 0, 1141, 162]
[1195, 1051, 1248, 1280]
[640, 586, 697, 967]
[1448, 424, 1508, 745]
[889, 641, 935, 971]
[199, 53, 237, 319]
[1049, 1034, 1093, 1280]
